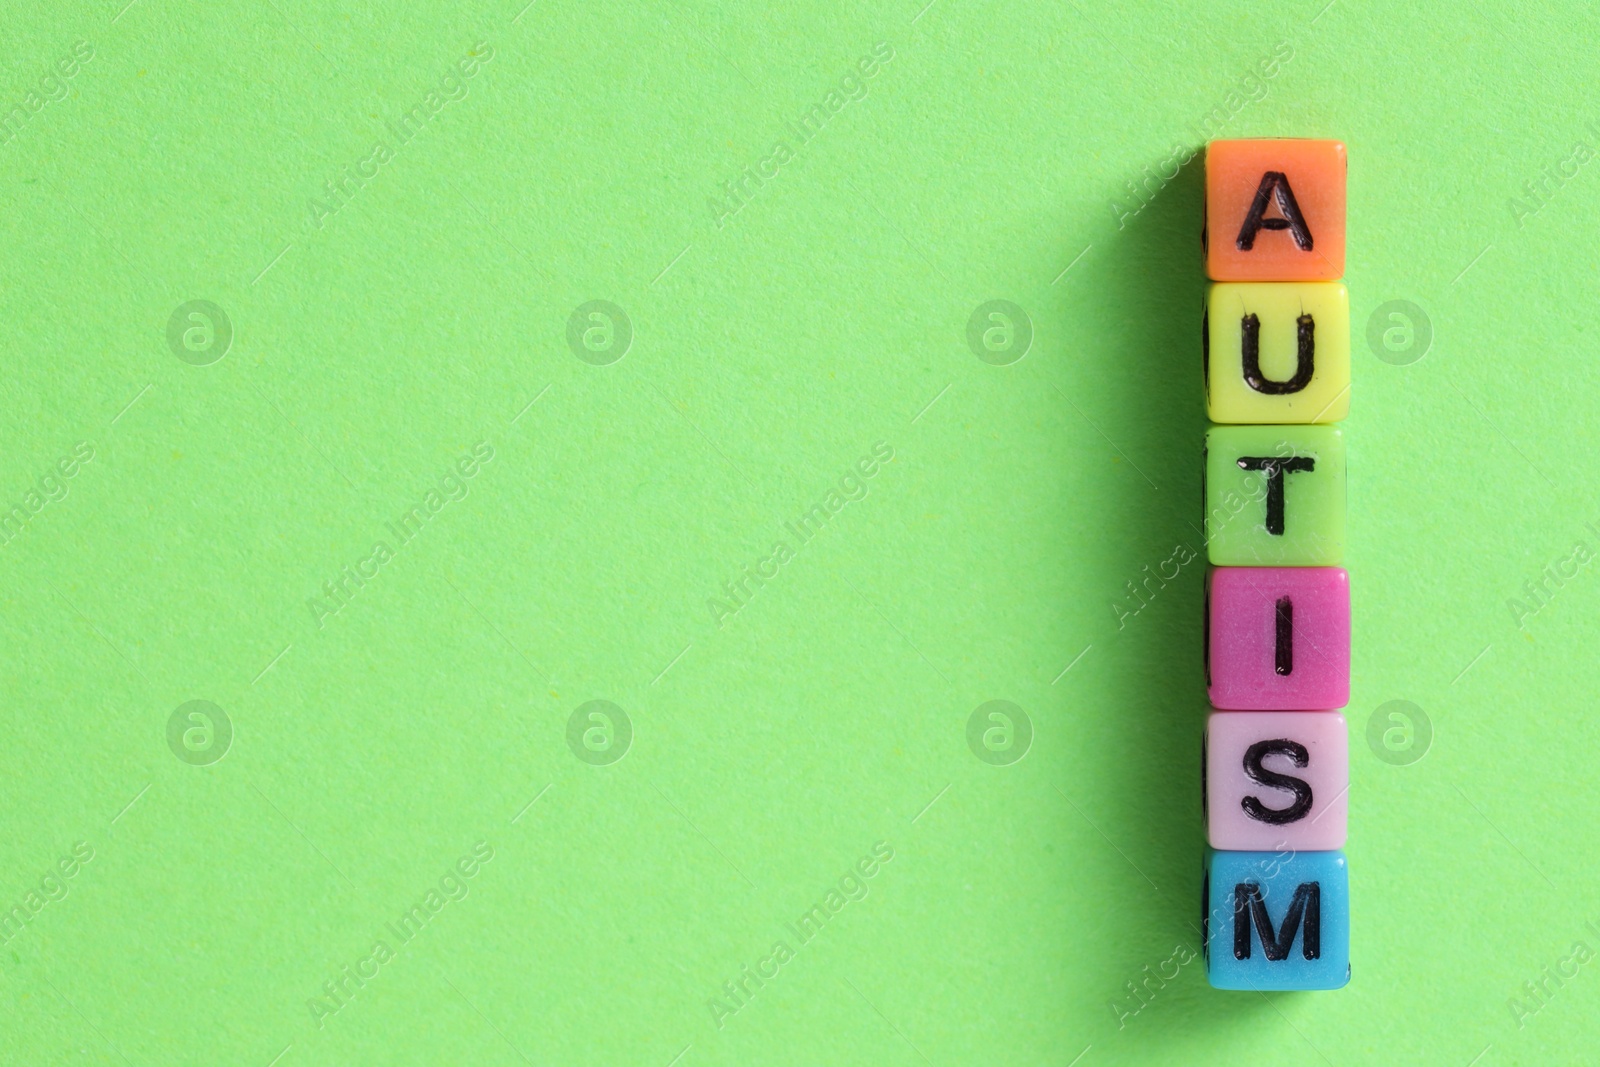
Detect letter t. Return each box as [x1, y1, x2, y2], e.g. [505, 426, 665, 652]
[1236, 456, 1315, 535]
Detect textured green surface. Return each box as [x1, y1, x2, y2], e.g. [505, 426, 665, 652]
[2, 2, 1598, 1065]
[1205, 424, 1346, 565]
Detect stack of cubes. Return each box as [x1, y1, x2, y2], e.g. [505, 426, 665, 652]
[1200, 139, 1351, 991]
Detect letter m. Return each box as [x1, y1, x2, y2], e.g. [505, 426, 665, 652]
[1233, 881, 1320, 961]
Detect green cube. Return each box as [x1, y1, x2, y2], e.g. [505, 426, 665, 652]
[1204, 424, 1345, 566]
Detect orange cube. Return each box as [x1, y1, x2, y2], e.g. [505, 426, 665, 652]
[1205, 139, 1346, 282]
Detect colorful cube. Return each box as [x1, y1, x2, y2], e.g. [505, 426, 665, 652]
[1205, 139, 1346, 282]
[1204, 848, 1350, 990]
[1207, 566, 1350, 711]
[1205, 282, 1350, 424]
[1199, 138, 1353, 994]
[1204, 424, 1346, 566]
[1205, 711, 1348, 851]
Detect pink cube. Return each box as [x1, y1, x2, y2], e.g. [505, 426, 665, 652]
[1205, 711, 1348, 850]
[1207, 567, 1349, 710]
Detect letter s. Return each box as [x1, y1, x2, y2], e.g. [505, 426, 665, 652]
[1240, 739, 1313, 824]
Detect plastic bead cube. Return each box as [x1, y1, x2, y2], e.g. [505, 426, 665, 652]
[1205, 282, 1350, 424]
[1207, 566, 1350, 711]
[1204, 424, 1346, 566]
[1203, 848, 1350, 990]
[1205, 139, 1346, 282]
[1205, 711, 1348, 851]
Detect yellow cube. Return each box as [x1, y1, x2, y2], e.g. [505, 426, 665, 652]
[1205, 282, 1349, 424]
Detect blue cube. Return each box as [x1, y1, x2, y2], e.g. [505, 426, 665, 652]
[1203, 848, 1349, 990]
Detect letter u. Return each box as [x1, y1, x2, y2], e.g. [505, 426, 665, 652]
[1241, 312, 1315, 394]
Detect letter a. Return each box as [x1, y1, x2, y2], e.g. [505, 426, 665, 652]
[1236, 171, 1313, 251]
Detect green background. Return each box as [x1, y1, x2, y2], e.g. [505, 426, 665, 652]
[2, 0, 1597, 1064]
